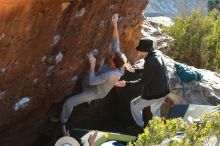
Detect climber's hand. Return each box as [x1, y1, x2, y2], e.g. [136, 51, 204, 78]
[62, 125, 70, 136]
[115, 80, 126, 87]
[87, 53, 96, 70]
[88, 131, 98, 146]
[112, 13, 118, 26]
[124, 62, 135, 73]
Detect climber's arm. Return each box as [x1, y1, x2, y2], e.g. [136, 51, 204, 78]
[112, 13, 121, 53]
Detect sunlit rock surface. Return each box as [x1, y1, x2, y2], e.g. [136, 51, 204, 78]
[0, 0, 147, 145]
[165, 56, 220, 105]
[141, 16, 173, 51]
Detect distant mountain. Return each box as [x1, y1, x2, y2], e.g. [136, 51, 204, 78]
[145, 0, 208, 18]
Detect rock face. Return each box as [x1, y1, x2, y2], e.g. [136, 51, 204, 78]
[165, 57, 220, 105]
[141, 16, 173, 51]
[0, 0, 147, 145]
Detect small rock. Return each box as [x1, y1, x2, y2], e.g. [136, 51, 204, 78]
[55, 52, 63, 64]
[51, 34, 61, 47]
[13, 97, 31, 111]
[75, 8, 85, 17]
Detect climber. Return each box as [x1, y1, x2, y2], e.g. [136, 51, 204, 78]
[60, 13, 133, 136]
[115, 39, 170, 127]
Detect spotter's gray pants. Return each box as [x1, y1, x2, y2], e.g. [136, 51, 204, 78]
[130, 95, 168, 127]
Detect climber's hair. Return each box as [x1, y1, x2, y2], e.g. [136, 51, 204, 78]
[113, 52, 127, 68]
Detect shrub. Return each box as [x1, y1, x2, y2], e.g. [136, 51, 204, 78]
[163, 9, 220, 72]
[128, 105, 220, 146]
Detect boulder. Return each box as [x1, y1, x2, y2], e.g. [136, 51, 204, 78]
[0, 0, 147, 145]
[141, 16, 173, 51]
[165, 56, 220, 105]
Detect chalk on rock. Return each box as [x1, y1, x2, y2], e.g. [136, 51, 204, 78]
[41, 56, 47, 63]
[75, 8, 85, 17]
[0, 91, 6, 96]
[71, 75, 78, 81]
[51, 34, 61, 47]
[48, 56, 54, 64]
[99, 20, 105, 27]
[90, 49, 99, 57]
[1, 68, 7, 73]
[48, 82, 52, 87]
[0, 91, 6, 97]
[33, 78, 38, 84]
[0, 33, 5, 40]
[61, 2, 71, 11]
[109, 5, 114, 10]
[47, 66, 55, 76]
[118, 15, 124, 20]
[13, 97, 31, 111]
[55, 52, 63, 64]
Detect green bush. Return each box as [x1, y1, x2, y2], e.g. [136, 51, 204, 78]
[163, 9, 220, 72]
[128, 105, 220, 146]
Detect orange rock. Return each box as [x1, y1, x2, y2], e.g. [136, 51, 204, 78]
[0, 0, 148, 145]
